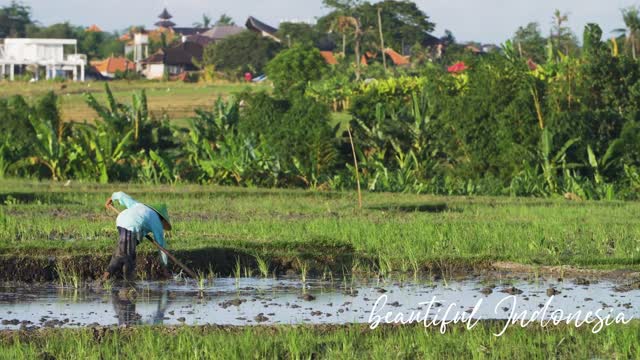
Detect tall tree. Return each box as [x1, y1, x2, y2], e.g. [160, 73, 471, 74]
[614, 6, 640, 60]
[0, 1, 33, 37]
[319, 0, 435, 54]
[550, 9, 578, 57]
[513, 22, 547, 63]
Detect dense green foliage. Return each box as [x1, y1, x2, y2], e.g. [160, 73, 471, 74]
[317, 0, 436, 51]
[266, 45, 330, 95]
[3, 4, 640, 200]
[201, 32, 282, 78]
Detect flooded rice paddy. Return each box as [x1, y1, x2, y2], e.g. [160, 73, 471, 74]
[0, 276, 638, 329]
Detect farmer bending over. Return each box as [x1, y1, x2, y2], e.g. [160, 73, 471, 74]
[103, 192, 171, 281]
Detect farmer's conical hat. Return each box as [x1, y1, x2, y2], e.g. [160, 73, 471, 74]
[146, 203, 172, 230]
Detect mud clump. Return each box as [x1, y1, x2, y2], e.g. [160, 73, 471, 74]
[574, 278, 590, 286]
[480, 287, 493, 296]
[501, 287, 523, 295]
[546, 288, 561, 296]
[614, 281, 640, 293]
[299, 294, 316, 301]
[219, 299, 247, 309]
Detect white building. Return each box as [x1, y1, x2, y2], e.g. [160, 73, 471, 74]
[0, 38, 87, 81]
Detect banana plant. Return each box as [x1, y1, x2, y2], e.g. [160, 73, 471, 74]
[24, 115, 67, 180]
[80, 125, 134, 184]
[539, 128, 580, 194]
[587, 141, 622, 185]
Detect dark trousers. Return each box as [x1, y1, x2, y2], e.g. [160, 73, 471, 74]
[107, 227, 140, 280]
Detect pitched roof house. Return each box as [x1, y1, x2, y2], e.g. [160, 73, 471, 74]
[185, 25, 246, 47]
[141, 42, 203, 79]
[246, 16, 280, 42]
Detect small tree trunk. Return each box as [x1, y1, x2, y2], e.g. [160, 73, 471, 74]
[342, 33, 346, 55]
[377, 7, 387, 71]
[355, 34, 361, 80]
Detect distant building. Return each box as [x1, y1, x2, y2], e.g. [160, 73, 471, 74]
[91, 56, 136, 78]
[86, 24, 103, 33]
[192, 25, 246, 45]
[155, 8, 176, 29]
[0, 38, 87, 81]
[360, 48, 410, 67]
[246, 16, 280, 42]
[141, 41, 203, 79]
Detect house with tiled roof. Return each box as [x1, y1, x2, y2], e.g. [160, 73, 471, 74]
[91, 57, 136, 78]
[140, 41, 203, 79]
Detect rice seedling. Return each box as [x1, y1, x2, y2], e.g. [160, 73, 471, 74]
[233, 257, 242, 287]
[55, 263, 81, 289]
[296, 259, 309, 284]
[196, 271, 207, 292]
[255, 255, 270, 278]
[102, 279, 114, 292]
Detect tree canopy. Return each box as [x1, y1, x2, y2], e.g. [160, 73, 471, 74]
[202, 31, 281, 77]
[317, 0, 436, 53]
[0, 1, 33, 37]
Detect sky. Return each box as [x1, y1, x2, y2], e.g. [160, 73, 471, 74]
[14, 0, 639, 44]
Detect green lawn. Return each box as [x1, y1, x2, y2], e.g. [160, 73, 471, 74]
[1, 322, 638, 359]
[1, 179, 639, 278]
[0, 80, 268, 123]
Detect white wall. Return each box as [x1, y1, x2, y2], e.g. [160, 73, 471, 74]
[2, 39, 76, 63]
[144, 64, 165, 79]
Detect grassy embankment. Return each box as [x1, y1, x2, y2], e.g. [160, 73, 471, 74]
[0, 322, 638, 359]
[0, 179, 639, 280]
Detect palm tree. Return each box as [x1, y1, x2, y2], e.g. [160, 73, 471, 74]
[330, 16, 363, 80]
[215, 14, 235, 26]
[193, 14, 212, 28]
[614, 6, 640, 60]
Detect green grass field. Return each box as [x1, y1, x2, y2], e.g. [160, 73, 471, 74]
[1, 181, 639, 358]
[0, 80, 267, 123]
[1, 322, 638, 359]
[1, 179, 639, 280]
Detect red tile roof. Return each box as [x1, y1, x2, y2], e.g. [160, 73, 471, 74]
[86, 24, 102, 32]
[92, 57, 136, 74]
[320, 51, 338, 65]
[384, 48, 409, 66]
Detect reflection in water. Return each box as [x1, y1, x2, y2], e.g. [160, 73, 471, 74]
[111, 285, 170, 326]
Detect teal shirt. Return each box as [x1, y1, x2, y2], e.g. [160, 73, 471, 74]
[112, 192, 168, 265]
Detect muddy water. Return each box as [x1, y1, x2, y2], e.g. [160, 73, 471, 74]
[0, 277, 638, 329]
